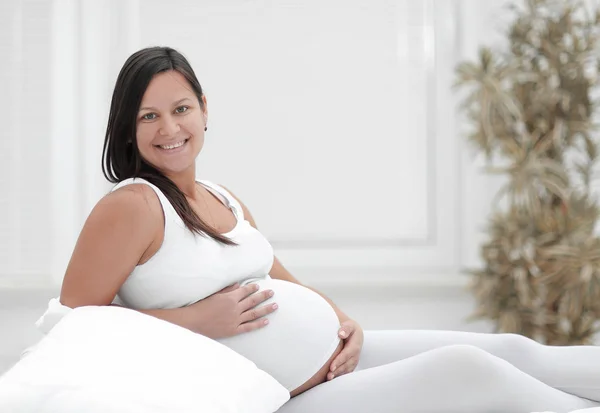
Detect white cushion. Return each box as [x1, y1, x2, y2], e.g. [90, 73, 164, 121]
[0, 305, 290, 413]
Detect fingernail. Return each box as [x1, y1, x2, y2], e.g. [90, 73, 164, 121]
[269, 290, 274, 297]
[332, 365, 336, 372]
[339, 331, 347, 337]
[272, 303, 278, 309]
[263, 319, 269, 325]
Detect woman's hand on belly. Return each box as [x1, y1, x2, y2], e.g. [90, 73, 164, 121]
[289, 320, 364, 397]
[186, 283, 278, 339]
[327, 319, 364, 380]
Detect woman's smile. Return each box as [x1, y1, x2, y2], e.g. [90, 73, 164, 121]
[154, 137, 190, 154]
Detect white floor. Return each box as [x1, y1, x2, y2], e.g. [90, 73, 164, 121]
[0, 282, 493, 375]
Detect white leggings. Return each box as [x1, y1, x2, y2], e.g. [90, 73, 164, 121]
[276, 330, 600, 413]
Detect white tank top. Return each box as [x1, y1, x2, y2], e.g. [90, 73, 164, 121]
[111, 178, 274, 309]
[111, 178, 341, 391]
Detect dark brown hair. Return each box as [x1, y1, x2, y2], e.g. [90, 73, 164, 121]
[102, 46, 235, 245]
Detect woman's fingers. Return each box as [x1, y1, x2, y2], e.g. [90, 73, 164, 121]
[328, 356, 357, 380]
[240, 302, 279, 323]
[233, 283, 260, 300]
[338, 320, 357, 339]
[237, 316, 271, 334]
[222, 283, 278, 334]
[238, 287, 275, 312]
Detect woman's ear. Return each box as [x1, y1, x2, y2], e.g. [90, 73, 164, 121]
[201, 95, 208, 123]
[201, 95, 208, 131]
[201, 95, 208, 113]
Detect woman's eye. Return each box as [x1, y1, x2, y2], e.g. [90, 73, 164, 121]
[142, 113, 156, 120]
[175, 106, 189, 114]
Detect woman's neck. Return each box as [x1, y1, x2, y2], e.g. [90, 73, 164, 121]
[165, 168, 198, 199]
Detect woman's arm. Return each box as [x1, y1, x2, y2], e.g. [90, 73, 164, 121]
[60, 185, 276, 337]
[58, 184, 213, 331]
[60, 185, 161, 308]
[113, 304, 199, 332]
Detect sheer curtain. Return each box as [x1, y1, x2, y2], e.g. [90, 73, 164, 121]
[1, 1, 55, 288]
[0, 0, 139, 288]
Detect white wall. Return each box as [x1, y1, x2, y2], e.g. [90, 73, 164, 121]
[0, 0, 525, 373]
[1, 0, 513, 286]
[0, 0, 524, 353]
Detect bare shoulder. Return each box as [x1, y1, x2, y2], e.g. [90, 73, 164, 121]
[109, 182, 161, 205]
[88, 184, 163, 231]
[60, 183, 163, 308]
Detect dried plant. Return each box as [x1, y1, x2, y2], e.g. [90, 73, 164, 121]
[455, 0, 600, 344]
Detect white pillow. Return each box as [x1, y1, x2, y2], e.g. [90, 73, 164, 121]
[0, 306, 290, 413]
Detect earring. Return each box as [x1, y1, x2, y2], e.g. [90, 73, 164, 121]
[204, 126, 208, 131]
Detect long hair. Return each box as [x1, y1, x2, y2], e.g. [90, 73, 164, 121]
[102, 46, 235, 245]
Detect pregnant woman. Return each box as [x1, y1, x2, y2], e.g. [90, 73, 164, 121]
[57, 46, 600, 413]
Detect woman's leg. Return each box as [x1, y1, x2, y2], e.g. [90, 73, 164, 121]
[356, 330, 600, 401]
[277, 344, 598, 413]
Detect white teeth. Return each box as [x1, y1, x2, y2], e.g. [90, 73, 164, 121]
[159, 140, 186, 150]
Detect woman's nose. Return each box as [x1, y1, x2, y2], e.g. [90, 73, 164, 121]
[159, 115, 180, 136]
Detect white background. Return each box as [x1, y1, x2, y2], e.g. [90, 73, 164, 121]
[1, 0, 530, 371]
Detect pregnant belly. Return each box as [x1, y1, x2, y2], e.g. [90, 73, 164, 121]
[216, 277, 342, 394]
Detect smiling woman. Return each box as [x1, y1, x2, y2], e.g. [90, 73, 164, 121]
[135, 73, 205, 173]
[49, 46, 600, 413]
[105, 63, 346, 394]
[65, 46, 347, 397]
[100, 47, 234, 246]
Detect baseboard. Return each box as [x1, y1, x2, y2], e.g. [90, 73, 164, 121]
[0, 273, 56, 290]
[0, 274, 59, 309]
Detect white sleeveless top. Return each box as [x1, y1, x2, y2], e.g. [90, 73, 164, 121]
[110, 178, 341, 391]
[111, 178, 274, 309]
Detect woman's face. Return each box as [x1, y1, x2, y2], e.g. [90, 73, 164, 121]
[136, 70, 207, 176]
